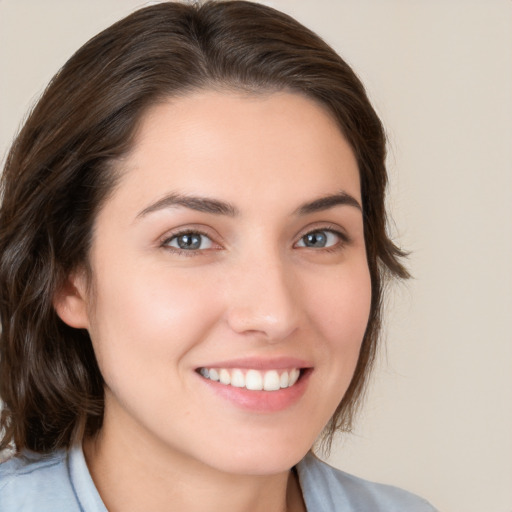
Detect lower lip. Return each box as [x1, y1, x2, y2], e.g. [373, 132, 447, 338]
[198, 369, 312, 413]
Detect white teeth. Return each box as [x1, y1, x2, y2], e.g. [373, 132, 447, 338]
[231, 369, 245, 388]
[245, 369, 263, 390]
[209, 368, 219, 381]
[199, 367, 303, 391]
[263, 370, 280, 391]
[289, 368, 300, 387]
[219, 369, 231, 385]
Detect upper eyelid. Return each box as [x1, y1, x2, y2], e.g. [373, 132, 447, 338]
[295, 224, 351, 243]
[163, 231, 211, 243]
[162, 228, 210, 241]
[159, 225, 219, 244]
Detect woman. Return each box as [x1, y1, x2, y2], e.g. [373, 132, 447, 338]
[0, 2, 436, 510]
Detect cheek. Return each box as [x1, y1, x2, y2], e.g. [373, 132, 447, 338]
[291, 258, 371, 433]
[307, 259, 372, 359]
[86, 264, 223, 383]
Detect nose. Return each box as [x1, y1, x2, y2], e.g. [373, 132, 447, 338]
[224, 250, 300, 342]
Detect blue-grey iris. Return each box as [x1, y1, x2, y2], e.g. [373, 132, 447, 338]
[177, 233, 202, 250]
[303, 232, 327, 248]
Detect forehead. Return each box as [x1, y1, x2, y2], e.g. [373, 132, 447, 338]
[109, 89, 361, 215]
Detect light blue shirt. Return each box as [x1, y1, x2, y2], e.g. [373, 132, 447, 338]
[0, 446, 437, 511]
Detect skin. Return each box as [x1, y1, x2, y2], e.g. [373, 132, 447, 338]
[55, 90, 372, 512]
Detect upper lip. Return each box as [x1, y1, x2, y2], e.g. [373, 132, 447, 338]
[196, 356, 313, 370]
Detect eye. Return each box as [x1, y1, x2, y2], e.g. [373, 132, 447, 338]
[163, 231, 214, 251]
[295, 229, 343, 249]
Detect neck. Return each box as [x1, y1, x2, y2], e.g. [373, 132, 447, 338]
[83, 420, 306, 512]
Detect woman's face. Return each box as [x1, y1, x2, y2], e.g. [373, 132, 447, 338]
[65, 90, 371, 475]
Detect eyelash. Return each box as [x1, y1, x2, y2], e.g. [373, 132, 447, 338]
[160, 229, 217, 257]
[160, 226, 350, 256]
[296, 226, 350, 253]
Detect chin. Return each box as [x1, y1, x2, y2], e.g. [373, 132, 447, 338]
[197, 434, 314, 476]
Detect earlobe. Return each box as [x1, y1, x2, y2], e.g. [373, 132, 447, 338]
[53, 271, 90, 329]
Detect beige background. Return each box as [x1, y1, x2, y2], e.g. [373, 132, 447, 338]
[1, 1, 511, 511]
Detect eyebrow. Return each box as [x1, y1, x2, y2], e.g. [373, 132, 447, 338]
[136, 190, 361, 220]
[294, 192, 362, 215]
[137, 193, 239, 218]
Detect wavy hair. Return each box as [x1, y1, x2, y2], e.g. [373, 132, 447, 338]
[0, 0, 408, 454]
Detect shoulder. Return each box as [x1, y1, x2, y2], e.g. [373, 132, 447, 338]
[297, 452, 438, 512]
[0, 449, 81, 511]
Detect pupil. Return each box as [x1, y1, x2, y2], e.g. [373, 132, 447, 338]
[178, 234, 201, 250]
[305, 232, 326, 247]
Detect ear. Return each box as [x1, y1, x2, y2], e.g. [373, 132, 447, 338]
[53, 270, 90, 329]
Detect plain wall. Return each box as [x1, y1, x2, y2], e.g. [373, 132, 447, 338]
[1, 1, 511, 511]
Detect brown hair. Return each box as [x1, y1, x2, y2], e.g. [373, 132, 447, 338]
[0, 0, 408, 455]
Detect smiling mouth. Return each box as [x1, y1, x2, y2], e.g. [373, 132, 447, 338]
[197, 367, 303, 391]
